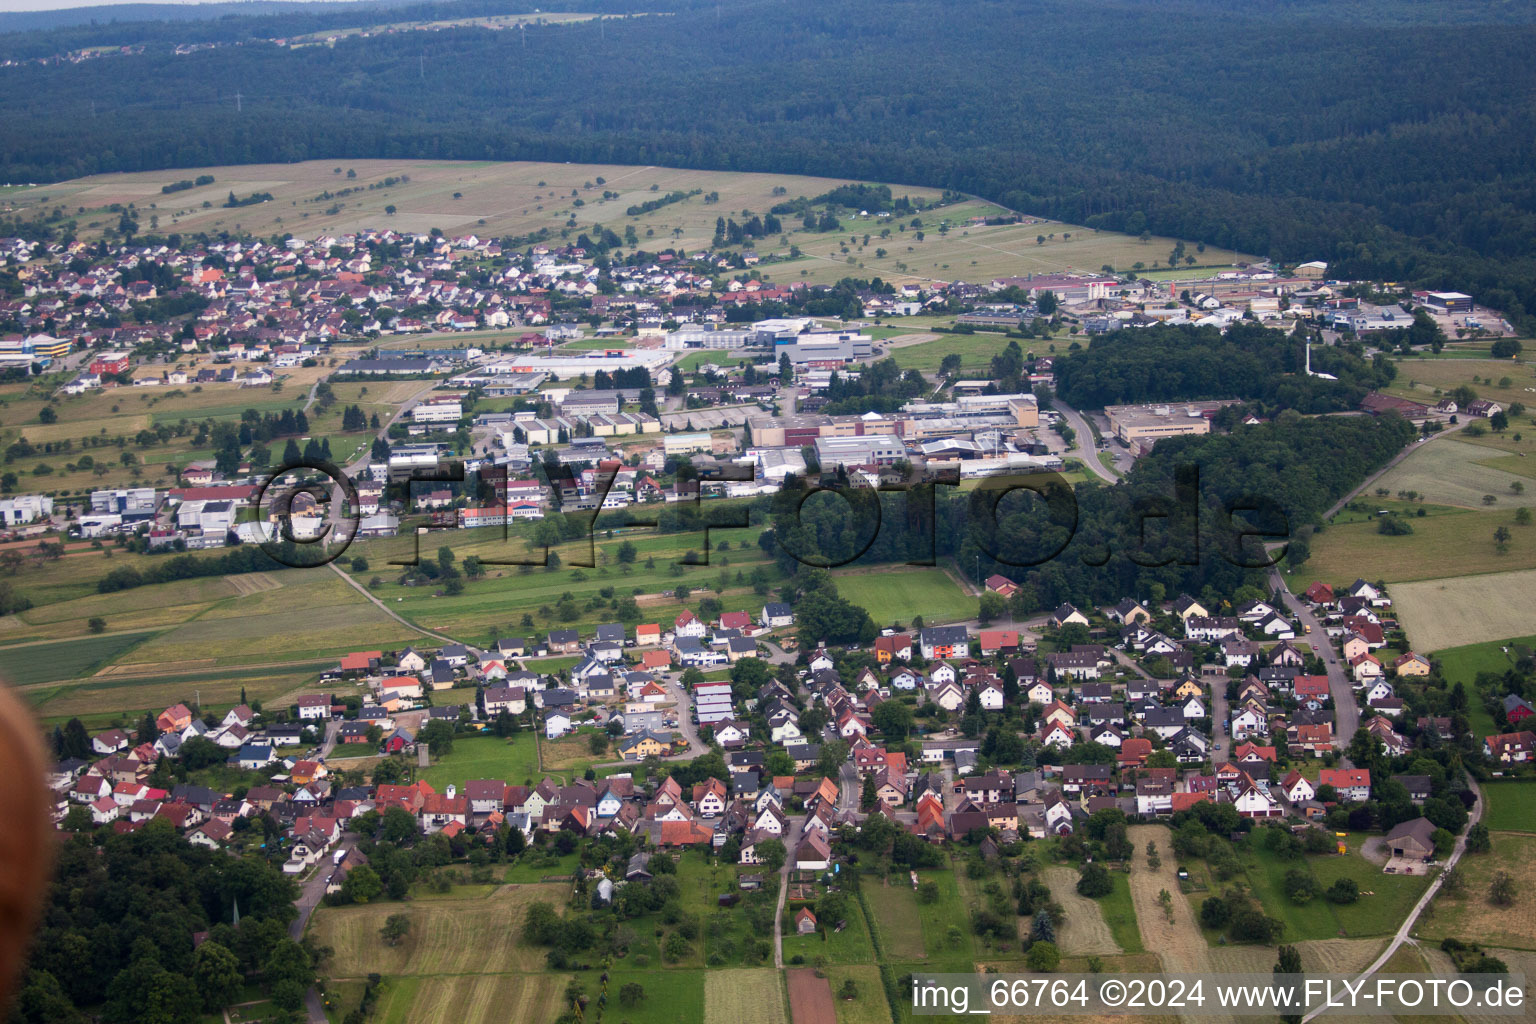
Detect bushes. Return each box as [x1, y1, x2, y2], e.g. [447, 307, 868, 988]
[1325, 878, 1359, 904]
[1076, 861, 1113, 897]
[1200, 895, 1231, 929]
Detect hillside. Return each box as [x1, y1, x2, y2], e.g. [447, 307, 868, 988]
[1, 0, 1535, 325]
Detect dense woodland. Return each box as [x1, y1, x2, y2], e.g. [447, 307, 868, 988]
[2, 0, 1536, 327]
[8, 825, 310, 1024]
[1053, 323, 1397, 413]
[759, 409, 1417, 618]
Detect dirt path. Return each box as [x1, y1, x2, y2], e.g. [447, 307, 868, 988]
[1041, 866, 1121, 956]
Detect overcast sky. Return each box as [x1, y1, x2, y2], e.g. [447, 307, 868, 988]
[1, 0, 373, 12]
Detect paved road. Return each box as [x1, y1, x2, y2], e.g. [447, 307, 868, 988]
[1051, 399, 1121, 484]
[316, 718, 342, 760]
[1269, 566, 1357, 751]
[1299, 777, 1483, 1023]
[290, 836, 354, 1023]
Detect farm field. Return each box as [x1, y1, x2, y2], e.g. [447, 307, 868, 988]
[416, 732, 545, 790]
[1297, 508, 1536, 586]
[307, 883, 568, 977]
[786, 968, 837, 1024]
[1382, 357, 1536, 415]
[0, 630, 152, 685]
[1367, 438, 1536, 511]
[1419, 831, 1536, 950]
[25, 668, 317, 726]
[1392, 568, 1536, 651]
[830, 567, 973, 628]
[113, 574, 420, 667]
[1041, 865, 1121, 957]
[1476, 780, 1536, 834]
[367, 973, 570, 1024]
[703, 968, 789, 1024]
[1123, 826, 1211, 975]
[0, 363, 344, 495]
[6, 160, 1251, 289]
[343, 523, 792, 643]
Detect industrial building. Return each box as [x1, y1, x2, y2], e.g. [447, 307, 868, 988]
[814, 433, 907, 468]
[1104, 401, 1236, 449]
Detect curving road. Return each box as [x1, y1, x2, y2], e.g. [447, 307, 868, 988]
[1051, 399, 1122, 484]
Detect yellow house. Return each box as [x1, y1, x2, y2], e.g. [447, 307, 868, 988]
[1394, 652, 1431, 677]
[619, 732, 668, 761]
[1174, 678, 1203, 699]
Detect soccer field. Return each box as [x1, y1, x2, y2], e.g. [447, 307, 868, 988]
[831, 567, 973, 627]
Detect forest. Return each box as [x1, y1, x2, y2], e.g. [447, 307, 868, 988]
[8, 824, 310, 1024]
[1052, 322, 1397, 413]
[761, 409, 1417, 617]
[1, 0, 1535, 327]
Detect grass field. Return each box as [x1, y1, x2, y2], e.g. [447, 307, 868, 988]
[1041, 865, 1121, 956]
[1297, 508, 1536, 586]
[913, 866, 976, 959]
[830, 567, 973, 628]
[782, 898, 876, 965]
[819, 966, 889, 1024]
[0, 630, 153, 685]
[703, 968, 789, 1024]
[1098, 871, 1145, 955]
[368, 973, 571, 1024]
[114, 574, 420, 666]
[5, 159, 1251, 289]
[1384, 357, 1536, 416]
[1392, 568, 1536, 651]
[599, 969, 706, 1024]
[865, 880, 927, 960]
[1420, 831, 1536, 950]
[887, 332, 1021, 375]
[308, 883, 567, 977]
[1235, 840, 1431, 942]
[1369, 438, 1536, 511]
[1477, 780, 1536, 833]
[417, 732, 545, 789]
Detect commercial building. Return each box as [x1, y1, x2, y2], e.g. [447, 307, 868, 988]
[411, 398, 464, 424]
[1104, 401, 1236, 449]
[0, 495, 53, 526]
[664, 432, 714, 456]
[814, 433, 906, 468]
[1423, 291, 1473, 314]
[90, 487, 158, 520]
